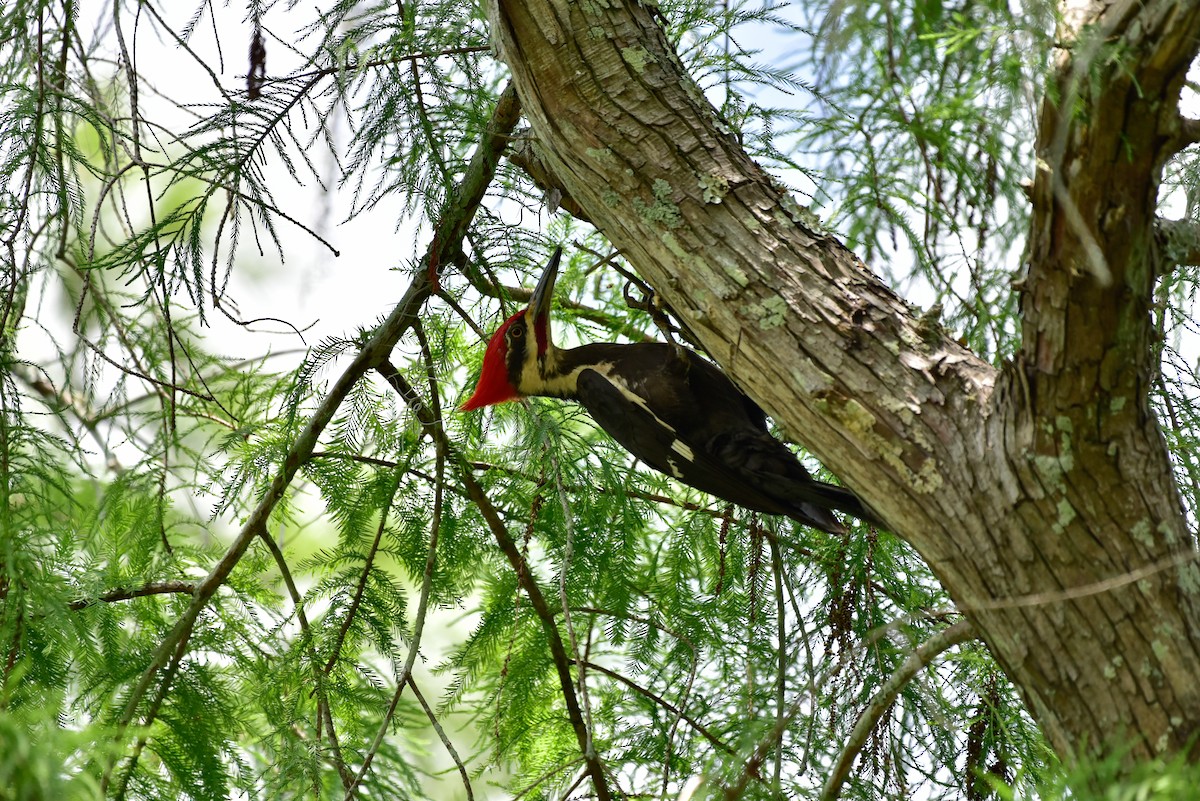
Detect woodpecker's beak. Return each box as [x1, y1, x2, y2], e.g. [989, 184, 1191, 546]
[526, 246, 561, 354]
[527, 247, 560, 323]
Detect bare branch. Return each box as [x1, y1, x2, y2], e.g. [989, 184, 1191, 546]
[322, 469, 404, 674]
[257, 527, 354, 790]
[1178, 116, 1200, 148]
[344, 326, 449, 800]
[408, 675, 474, 801]
[820, 620, 976, 801]
[69, 581, 197, 611]
[576, 659, 735, 759]
[343, 437, 443, 801]
[261, 46, 492, 89]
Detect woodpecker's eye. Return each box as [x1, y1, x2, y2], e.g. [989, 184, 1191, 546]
[508, 323, 524, 340]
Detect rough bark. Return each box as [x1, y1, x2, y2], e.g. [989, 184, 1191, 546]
[487, 0, 1200, 771]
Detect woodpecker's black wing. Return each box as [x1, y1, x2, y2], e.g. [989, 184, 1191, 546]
[571, 347, 875, 533]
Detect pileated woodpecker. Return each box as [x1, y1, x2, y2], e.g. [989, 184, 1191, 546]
[461, 248, 880, 535]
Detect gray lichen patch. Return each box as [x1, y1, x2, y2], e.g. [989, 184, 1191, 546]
[698, 171, 729, 204]
[881, 396, 917, 426]
[659, 233, 733, 300]
[1130, 519, 1154, 548]
[911, 458, 944, 493]
[1053, 498, 1077, 533]
[585, 146, 616, 163]
[1032, 454, 1063, 486]
[1030, 425, 1074, 485]
[819, 396, 876, 434]
[661, 231, 687, 258]
[1055, 416, 1075, 472]
[634, 178, 683, 229]
[1177, 561, 1200, 595]
[748, 295, 788, 330]
[578, 0, 615, 14]
[620, 46, 657, 74]
[824, 397, 942, 493]
[770, 187, 829, 235]
[727, 264, 750, 287]
[1104, 655, 1123, 679]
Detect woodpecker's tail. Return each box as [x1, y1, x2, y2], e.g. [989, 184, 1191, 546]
[796, 480, 884, 530]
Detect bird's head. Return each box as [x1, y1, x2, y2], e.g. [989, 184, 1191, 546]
[460, 247, 562, 411]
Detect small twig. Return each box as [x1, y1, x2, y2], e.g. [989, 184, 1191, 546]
[310, 451, 400, 470]
[1156, 217, 1200, 268]
[820, 620, 976, 801]
[1050, 172, 1111, 285]
[770, 539, 787, 791]
[323, 470, 404, 675]
[376, 364, 613, 801]
[778, 560, 820, 778]
[550, 450, 597, 764]
[344, 363, 445, 800]
[509, 757, 587, 801]
[259, 46, 492, 88]
[467, 459, 725, 517]
[713, 609, 973, 801]
[407, 675, 474, 801]
[71, 290, 217, 405]
[475, 283, 657, 345]
[1179, 116, 1200, 147]
[952, 546, 1200, 613]
[256, 526, 353, 789]
[576, 658, 736, 759]
[341, 323, 450, 794]
[69, 581, 197, 611]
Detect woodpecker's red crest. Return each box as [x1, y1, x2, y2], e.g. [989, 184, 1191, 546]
[459, 313, 523, 411]
[460, 247, 561, 411]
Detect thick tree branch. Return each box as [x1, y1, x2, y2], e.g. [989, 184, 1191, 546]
[1007, 0, 1200, 756]
[1180, 116, 1200, 148]
[1024, 0, 1200, 379]
[487, 0, 1200, 766]
[487, 0, 994, 533]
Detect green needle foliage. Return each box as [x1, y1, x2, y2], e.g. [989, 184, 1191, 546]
[3, 1, 1200, 800]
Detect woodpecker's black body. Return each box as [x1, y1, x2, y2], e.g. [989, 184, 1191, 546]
[462, 248, 880, 535]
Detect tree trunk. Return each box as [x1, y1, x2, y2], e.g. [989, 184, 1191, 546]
[487, 0, 1200, 766]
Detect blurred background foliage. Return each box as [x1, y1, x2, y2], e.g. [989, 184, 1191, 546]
[2, 0, 1199, 799]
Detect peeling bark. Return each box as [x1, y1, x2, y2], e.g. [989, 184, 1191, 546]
[488, 0, 1200, 768]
